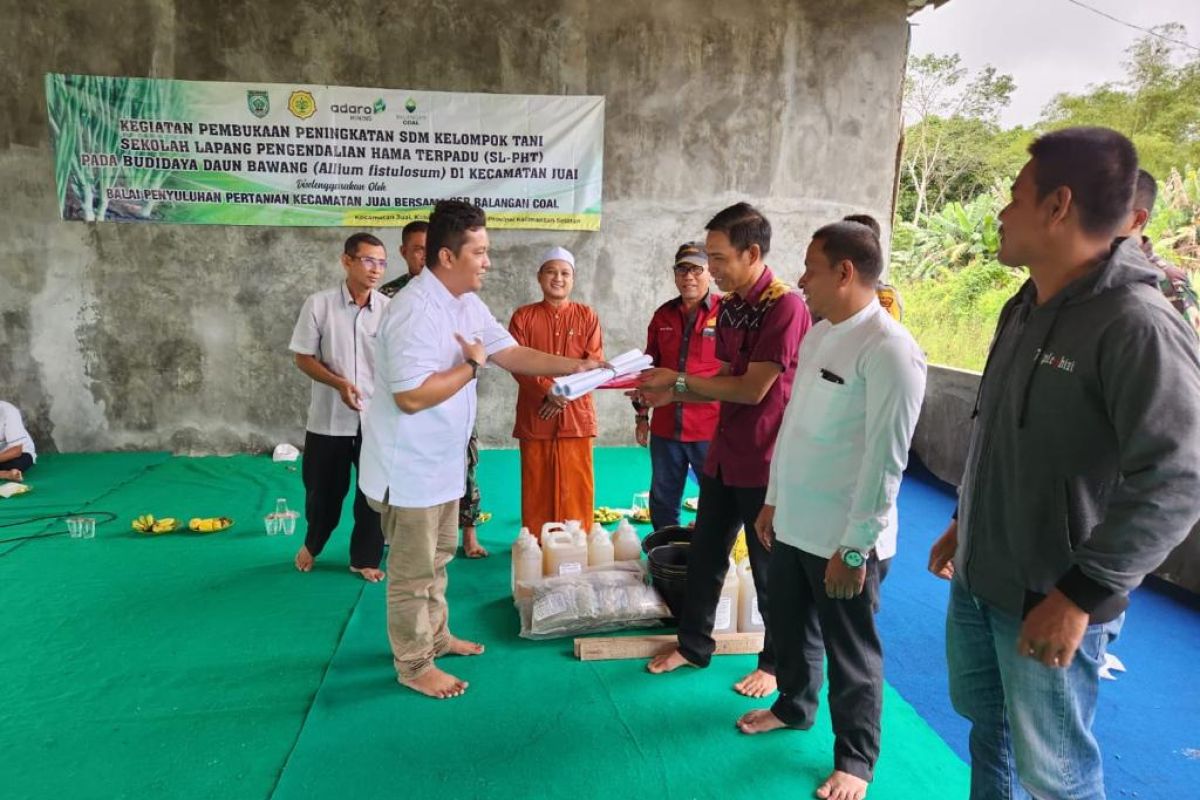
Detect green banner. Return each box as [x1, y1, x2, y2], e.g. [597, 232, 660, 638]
[45, 74, 605, 230]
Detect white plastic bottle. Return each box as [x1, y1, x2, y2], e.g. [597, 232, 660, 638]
[587, 522, 615, 567]
[512, 528, 543, 600]
[544, 529, 588, 577]
[736, 558, 764, 633]
[540, 521, 566, 542]
[612, 519, 641, 561]
[713, 559, 740, 635]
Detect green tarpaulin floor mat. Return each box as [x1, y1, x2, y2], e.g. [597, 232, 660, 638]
[0, 452, 173, 542]
[0, 454, 365, 799]
[2, 449, 968, 799]
[271, 448, 970, 800]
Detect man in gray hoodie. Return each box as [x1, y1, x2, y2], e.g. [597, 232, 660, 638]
[927, 127, 1200, 800]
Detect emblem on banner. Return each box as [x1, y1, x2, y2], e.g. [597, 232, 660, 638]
[373, 98, 387, 113]
[288, 90, 317, 119]
[405, 97, 417, 113]
[246, 90, 270, 118]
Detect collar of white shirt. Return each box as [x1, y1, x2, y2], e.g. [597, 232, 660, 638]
[410, 268, 461, 313]
[339, 281, 380, 311]
[826, 297, 881, 335]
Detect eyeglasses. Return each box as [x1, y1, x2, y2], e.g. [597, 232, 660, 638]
[673, 264, 705, 277]
[354, 256, 387, 269]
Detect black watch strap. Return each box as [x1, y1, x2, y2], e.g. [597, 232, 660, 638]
[466, 358, 481, 379]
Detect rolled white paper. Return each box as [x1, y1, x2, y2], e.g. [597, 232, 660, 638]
[551, 349, 653, 399]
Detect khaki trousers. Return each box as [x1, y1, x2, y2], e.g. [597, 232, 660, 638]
[369, 496, 459, 681]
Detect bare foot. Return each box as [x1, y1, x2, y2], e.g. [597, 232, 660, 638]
[462, 527, 488, 558]
[647, 648, 698, 674]
[815, 770, 869, 800]
[442, 636, 485, 656]
[0, 469, 22, 481]
[350, 566, 386, 582]
[294, 545, 314, 572]
[736, 709, 789, 735]
[734, 669, 777, 698]
[399, 666, 469, 699]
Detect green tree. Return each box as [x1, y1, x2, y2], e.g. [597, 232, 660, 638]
[900, 54, 1016, 222]
[1040, 24, 1200, 179]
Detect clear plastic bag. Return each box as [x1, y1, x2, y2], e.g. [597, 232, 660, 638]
[516, 562, 670, 639]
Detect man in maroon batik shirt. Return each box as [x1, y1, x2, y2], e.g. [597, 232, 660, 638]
[636, 202, 812, 699]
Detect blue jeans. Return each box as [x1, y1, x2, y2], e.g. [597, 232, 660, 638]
[947, 579, 1122, 800]
[648, 435, 709, 530]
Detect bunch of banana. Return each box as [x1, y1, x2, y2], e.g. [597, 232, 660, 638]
[189, 516, 233, 533]
[594, 506, 621, 524]
[132, 514, 177, 534]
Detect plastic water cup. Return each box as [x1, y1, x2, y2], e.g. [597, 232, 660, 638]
[632, 492, 650, 515]
[66, 517, 82, 538]
[275, 497, 290, 517]
[78, 517, 96, 539]
[280, 514, 296, 536]
[265, 514, 281, 536]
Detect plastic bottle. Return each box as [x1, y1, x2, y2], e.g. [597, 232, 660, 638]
[612, 519, 641, 561]
[543, 528, 588, 577]
[713, 559, 740, 635]
[512, 528, 543, 600]
[540, 521, 566, 542]
[587, 522, 615, 567]
[736, 558, 764, 633]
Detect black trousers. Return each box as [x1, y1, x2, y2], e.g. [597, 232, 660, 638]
[769, 542, 888, 782]
[301, 429, 383, 569]
[677, 471, 774, 672]
[0, 453, 34, 473]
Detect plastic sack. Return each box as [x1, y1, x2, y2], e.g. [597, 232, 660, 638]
[516, 562, 670, 640]
[272, 443, 300, 462]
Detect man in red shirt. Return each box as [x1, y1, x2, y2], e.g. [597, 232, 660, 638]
[637, 203, 812, 698]
[634, 242, 721, 530]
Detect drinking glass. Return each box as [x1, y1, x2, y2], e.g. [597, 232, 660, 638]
[632, 492, 650, 518]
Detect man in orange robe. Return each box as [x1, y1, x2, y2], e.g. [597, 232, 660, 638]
[509, 247, 604, 537]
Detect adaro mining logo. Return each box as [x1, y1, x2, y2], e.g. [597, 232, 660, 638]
[246, 90, 269, 118]
[288, 90, 317, 119]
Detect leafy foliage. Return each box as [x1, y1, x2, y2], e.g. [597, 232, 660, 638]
[894, 25, 1200, 370]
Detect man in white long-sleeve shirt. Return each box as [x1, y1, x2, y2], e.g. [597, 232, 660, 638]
[740, 217, 926, 800]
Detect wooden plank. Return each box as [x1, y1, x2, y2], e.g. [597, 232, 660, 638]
[574, 632, 764, 661]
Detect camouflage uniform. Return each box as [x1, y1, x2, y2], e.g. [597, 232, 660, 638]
[1141, 237, 1200, 341]
[377, 272, 415, 299]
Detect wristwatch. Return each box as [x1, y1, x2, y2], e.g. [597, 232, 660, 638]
[839, 548, 867, 569]
[673, 373, 689, 395]
[466, 358, 481, 380]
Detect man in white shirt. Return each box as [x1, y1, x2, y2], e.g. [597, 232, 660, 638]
[360, 200, 605, 700]
[741, 217, 926, 800]
[0, 401, 37, 481]
[289, 233, 390, 582]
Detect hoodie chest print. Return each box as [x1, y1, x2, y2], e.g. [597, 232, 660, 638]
[1035, 348, 1076, 374]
